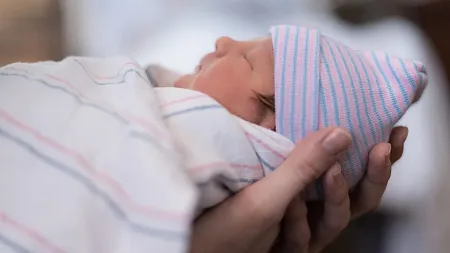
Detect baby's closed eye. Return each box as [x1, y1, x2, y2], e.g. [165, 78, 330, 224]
[255, 92, 275, 112]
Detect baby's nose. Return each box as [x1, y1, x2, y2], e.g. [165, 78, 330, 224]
[215, 36, 236, 56]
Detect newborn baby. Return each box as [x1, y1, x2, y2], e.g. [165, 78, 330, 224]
[149, 25, 427, 198]
[0, 25, 426, 253]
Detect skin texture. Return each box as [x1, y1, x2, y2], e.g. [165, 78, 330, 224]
[175, 36, 409, 252]
[175, 36, 275, 129]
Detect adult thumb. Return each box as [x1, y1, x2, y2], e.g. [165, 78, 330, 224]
[239, 127, 352, 223]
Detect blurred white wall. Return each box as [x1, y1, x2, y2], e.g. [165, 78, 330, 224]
[61, 0, 450, 252]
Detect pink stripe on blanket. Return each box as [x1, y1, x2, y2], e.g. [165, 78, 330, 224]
[159, 94, 209, 108]
[244, 131, 287, 160]
[0, 211, 65, 253]
[4, 66, 171, 144]
[190, 162, 263, 173]
[75, 60, 142, 80]
[0, 109, 187, 221]
[46, 73, 170, 142]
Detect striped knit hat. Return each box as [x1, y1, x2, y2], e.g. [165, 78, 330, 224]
[270, 25, 427, 199]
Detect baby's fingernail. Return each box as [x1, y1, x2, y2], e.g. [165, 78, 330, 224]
[385, 143, 392, 168]
[322, 128, 351, 154]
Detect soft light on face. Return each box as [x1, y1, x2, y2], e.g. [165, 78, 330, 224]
[175, 36, 275, 129]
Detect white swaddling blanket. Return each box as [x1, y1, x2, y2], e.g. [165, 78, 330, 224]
[0, 56, 294, 253]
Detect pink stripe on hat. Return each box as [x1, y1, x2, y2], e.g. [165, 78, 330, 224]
[270, 25, 428, 200]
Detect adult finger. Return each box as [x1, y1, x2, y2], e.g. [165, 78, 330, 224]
[190, 127, 351, 253]
[349, 126, 407, 218]
[310, 163, 350, 253]
[190, 196, 267, 253]
[350, 142, 391, 218]
[389, 126, 408, 164]
[274, 195, 311, 253]
[246, 225, 280, 253]
[241, 127, 352, 223]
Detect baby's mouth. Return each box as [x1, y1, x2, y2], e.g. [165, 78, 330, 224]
[195, 64, 203, 73]
[196, 52, 215, 73]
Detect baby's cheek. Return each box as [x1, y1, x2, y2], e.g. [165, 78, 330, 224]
[260, 112, 276, 130]
[233, 101, 265, 125]
[242, 104, 275, 130]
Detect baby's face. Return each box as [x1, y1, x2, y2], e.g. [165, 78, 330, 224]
[175, 36, 275, 129]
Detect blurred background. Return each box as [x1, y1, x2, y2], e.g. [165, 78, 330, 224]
[1, 0, 449, 252]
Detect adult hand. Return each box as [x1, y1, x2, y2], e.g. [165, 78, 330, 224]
[350, 126, 408, 218]
[189, 126, 408, 253]
[275, 126, 409, 252]
[189, 126, 352, 253]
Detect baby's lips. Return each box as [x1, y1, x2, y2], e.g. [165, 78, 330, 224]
[194, 64, 202, 73]
[199, 52, 216, 68]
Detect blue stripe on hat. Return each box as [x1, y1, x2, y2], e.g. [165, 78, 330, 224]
[336, 45, 374, 146]
[290, 27, 300, 140]
[399, 58, 417, 92]
[325, 39, 364, 176]
[370, 52, 395, 125]
[356, 54, 385, 138]
[300, 28, 310, 138]
[279, 27, 290, 137]
[321, 41, 356, 182]
[385, 54, 410, 107]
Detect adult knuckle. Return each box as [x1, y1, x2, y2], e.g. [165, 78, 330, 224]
[298, 157, 322, 180]
[327, 206, 351, 232]
[362, 200, 380, 214]
[286, 233, 307, 252]
[331, 187, 348, 206]
[340, 213, 351, 230]
[328, 219, 347, 233]
[290, 141, 334, 182]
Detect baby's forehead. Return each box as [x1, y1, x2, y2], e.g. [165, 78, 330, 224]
[251, 36, 274, 62]
[253, 35, 271, 42]
[253, 36, 272, 47]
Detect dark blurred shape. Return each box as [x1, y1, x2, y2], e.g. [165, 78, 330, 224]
[411, 0, 450, 95]
[331, 0, 404, 24]
[323, 210, 399, 253]
[0, 0, 63, 66]
[332, 0, 450, 96]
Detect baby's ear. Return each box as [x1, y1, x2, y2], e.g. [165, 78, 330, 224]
[145, 64, 182, 87]
[365, 52, 428, 105]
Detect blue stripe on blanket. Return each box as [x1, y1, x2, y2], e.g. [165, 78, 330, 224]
[0, 72, 166, 153]
[0, 234, 32, 253]
[163, 105, 224, 119]
[0, 127, 186, 241]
